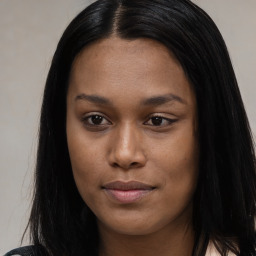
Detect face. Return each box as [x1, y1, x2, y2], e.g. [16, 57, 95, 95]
[66, 37, 198, 236]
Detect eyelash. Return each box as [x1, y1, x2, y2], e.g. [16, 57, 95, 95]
[81, 114, 111, 127]
[144, 115, 177, 126]
[81, 113, 177, 128]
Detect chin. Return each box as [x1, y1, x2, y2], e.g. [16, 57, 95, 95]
[105, 223, 160, 236]
[98, 212, 176, 237]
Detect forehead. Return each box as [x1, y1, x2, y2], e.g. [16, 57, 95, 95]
[69, 37, 194, 106]
[71, 37, 181, 77]
[75, 36, 178, 61]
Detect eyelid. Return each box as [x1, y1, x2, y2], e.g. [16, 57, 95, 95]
[144, 114, 177, 126]
[81, 112, 112, 126]
[80, 112, 177, 128]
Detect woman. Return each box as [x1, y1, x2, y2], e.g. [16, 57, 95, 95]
[5, 0, 256, 255]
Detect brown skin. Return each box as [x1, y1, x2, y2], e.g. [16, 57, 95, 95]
[66, 37, 199, 256]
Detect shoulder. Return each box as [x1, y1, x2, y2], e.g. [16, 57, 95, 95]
[3, 245, 47, 256]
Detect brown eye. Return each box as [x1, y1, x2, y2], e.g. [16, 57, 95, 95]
[82, 114, 111, 126]
[144, 115, 177, 127]
[90, 115, 104, 125]
[151, 117, 164, 126]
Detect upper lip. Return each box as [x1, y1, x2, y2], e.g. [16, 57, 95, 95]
[102, 181, 155, 191]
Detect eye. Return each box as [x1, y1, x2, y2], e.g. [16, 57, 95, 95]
[144, 116, 176, 127]
[82, 114, 111, 126]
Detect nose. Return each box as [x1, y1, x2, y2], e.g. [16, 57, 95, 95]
[108, 123, 147, 170]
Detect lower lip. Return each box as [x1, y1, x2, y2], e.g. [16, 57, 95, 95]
[104, 189, 153, 204]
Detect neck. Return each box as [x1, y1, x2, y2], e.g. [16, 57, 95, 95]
[98, 218, 194, 256]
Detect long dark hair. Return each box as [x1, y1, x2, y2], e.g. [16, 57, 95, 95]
[26, 0, 256, 255]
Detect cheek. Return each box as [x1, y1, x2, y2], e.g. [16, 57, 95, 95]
[66, 129, 105, 202]
[152, 125, 199, 197]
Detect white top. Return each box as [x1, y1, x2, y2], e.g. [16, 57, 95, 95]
[206, 243, 236, 256]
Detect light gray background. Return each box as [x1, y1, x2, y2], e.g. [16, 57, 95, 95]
[0, 0, 255, 254]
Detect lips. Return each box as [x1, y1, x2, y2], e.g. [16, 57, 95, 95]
[102, 181, 155, 204]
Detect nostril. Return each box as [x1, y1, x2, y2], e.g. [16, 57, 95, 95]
[112, 161, 140, 169]
[113, 163, 119, 168]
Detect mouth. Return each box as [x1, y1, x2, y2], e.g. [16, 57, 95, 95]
[102, 181, 156, 204]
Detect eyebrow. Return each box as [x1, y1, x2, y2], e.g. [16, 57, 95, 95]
[75, 93, 186, 106]
[142, 94, 186, 106]
[75, 93, 112, 105]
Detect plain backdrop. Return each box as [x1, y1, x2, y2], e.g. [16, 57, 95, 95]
[0, 0, 255, 254]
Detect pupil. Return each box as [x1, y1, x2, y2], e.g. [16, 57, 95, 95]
[92, 115, 103, 125]
[152, 117, 162, 126]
